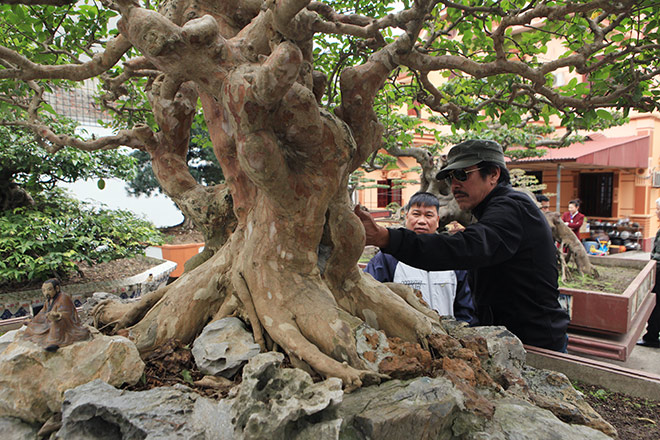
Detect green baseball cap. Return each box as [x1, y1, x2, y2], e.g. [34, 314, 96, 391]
[436, 139, 506, 180]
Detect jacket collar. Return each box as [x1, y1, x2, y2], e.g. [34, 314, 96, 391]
[472, 183, 511, 220]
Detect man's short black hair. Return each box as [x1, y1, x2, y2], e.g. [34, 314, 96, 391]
[405, 192, 440, 212]
[478, 162, 510, 184]
[536, 194, 550, 203]
[569, 199, 580, 207]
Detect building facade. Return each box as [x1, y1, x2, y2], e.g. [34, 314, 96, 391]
[510, 115, 660, 251]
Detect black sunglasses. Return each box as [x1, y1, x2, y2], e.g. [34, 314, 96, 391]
[444, 167, 482, 185]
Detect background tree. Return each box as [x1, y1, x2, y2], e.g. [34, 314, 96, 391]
[127, 125, 223, 198]
[0, 122, 161, 286]
[0, 188, 163, 287]
[2, 0, 660, 388]
[0, 123, 135, 210]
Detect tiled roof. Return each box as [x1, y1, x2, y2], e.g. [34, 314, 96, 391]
[507, 133, 650, 168]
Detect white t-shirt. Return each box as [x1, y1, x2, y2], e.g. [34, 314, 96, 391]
[393, 262, 457, 317]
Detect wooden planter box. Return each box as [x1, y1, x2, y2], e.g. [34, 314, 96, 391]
[560, 257, 655, 335]
[159, 243, 205, 278]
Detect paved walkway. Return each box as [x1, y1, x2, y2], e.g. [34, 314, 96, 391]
[606, 344, 660, 376]
[602, 250, 651, 260]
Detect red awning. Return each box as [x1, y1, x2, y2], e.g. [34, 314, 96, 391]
[507, 133, 650, 168]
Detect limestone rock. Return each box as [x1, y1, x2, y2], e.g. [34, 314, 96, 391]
[447, 323, 527, 389]
[41, 349, 617, 440]
[295, 419, 342, 440]
[336, 376, 614, 440]
[57, 380, 232, 440]
[0, 328, 20, 354]
[337, 376, 465, 439]
[0, 330, 144, 424]
[355, 323, 391, 371]
[0, 316, 618, 439]
[191, 317, 260, 378]
[523, 367, 617, 437]
[0, 416, 39, 440]
[231, 352, 343, 440]
[463, 397, 614, 440]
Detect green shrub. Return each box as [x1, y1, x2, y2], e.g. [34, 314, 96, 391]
[0, 189, 163, 287]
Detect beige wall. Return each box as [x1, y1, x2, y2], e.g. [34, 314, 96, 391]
[357, 155, 423, 211]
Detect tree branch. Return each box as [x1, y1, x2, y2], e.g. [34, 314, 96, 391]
[0, 35, 132, 81]
[0, 0, 76, 7]
[1, 120, 156, 153]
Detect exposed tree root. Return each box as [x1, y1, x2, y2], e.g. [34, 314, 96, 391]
[382, 281, 442, 321]
[92, 284, 170, 333]
[88, 2, 446, 390]
[93, 230, 442, 389]
[230, 269, 267, 351]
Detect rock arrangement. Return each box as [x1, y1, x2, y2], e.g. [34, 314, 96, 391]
[0, 315, 617, 439]
[0, 328, 143, 425]
[192, 318, 261, 378]
[58, 380, 231, 439]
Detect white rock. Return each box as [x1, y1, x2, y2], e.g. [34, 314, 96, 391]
[58, 380, 232, 440]
[0, 328, 22, 354]
[232, 352, 344, 439]
[192, 317, 261, 378]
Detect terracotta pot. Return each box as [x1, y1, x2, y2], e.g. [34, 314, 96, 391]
[158, 243, 205, 278]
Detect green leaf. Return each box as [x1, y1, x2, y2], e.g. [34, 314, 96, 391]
[0, 189, 162, 287]
[181, 370, 194, 385]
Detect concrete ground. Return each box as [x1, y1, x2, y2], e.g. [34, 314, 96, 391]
[608, 343, 660, 376]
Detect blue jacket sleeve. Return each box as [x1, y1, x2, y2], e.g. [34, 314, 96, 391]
[453, 270, 478, 326]
[363, 252, 398, 283]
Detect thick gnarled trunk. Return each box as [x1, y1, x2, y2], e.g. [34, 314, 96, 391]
[93, 0, 440, 389]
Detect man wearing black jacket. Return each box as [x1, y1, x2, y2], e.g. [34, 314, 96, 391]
[355, 139, 569, 352]
[364, 192, 477, 326]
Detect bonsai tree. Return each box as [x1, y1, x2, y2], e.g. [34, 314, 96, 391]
[2, 0, 659, 388]
[127, 124, 225, 229]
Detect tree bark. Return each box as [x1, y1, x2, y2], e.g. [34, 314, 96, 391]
[545, 211, 598, 279]
[93, 0, 440, 390]
[0, 182, 35, 211]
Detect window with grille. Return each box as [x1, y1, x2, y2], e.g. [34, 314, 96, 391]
[376, 179, 402, 208]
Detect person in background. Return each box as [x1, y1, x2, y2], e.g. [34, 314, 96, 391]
[561, 199, 584, 237]
[637, 197, 660, 348]
[536, 194, 550, 213]
[364, 192, 477, 325]
[355, 139, 569, 352]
